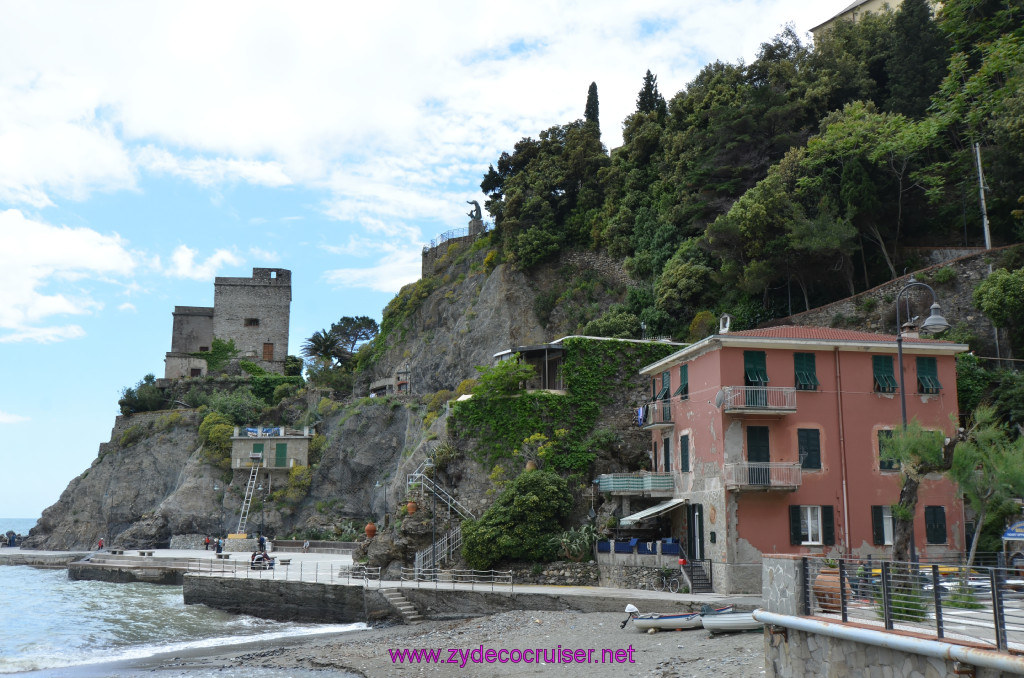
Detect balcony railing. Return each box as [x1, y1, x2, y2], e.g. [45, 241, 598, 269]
[721, 386, 797, 413]
[638, 401, 673, 428]
[596, 472, 676, 495]
[723, 462, 802, 490]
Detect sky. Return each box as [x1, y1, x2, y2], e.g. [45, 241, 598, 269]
[0, 1, 852, 520]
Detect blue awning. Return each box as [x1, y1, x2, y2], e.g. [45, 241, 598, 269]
[1002, 520, 1024, 541]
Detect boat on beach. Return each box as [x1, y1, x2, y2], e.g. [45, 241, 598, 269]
[622, 604, 734, 631]
[699, 605, 762, 633]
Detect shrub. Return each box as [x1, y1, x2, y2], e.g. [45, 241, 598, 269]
[193, 338, 239, 373]
[272, 381, 300, 404]
[118, 424, 147, 448]
[483, 249, 498, 273]
[549, 525, 598, 561]
[239, 360, 267, 376]
[455, 379, 476, 397]
[198, 411, 234, 469]
[270, 465, 312, 505]
[308, 433, 327, 466]
[472, 355, 536, 398]
[118, 374, 167, 416]
[932, 266, 957, 285]
[426, 390, 453, 413]
[461, 470, 571, 569]
[156, 411, 184, 430]
[205, 387, 265, 424]
[688, 311, 716, 342]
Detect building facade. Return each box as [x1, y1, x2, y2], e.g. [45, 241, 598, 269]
[616, 324, 967, 594]
[164, 268, 291, 379]
[230, 425, 312, 488]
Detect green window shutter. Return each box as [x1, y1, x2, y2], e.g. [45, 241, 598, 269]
[673, 364, 689, 398]
[798, 429, 821, 470]
[916, 357, 942, 393]
[789, 506, 802, 545]
[275, 443, 287, 467]
[252, 443, 264, 458]
[878, 430, 897, 471]
[744, 351, 768, 385]
[872, 355, 897, 393]
[680, 434, 690, 472]
[925, 506, 947, 544]
[871, 506, 885, 546]
[656, 371, 670, 400]
[794, 352, 819, 390]
[822, 506, 835, 546]
[663, 437, 672, 473]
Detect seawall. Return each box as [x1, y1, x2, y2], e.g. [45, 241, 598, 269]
[0, 550, 89, 569]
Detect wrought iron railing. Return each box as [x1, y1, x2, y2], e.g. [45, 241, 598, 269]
[801, 556, 1022, 652]
[186, 559, 381, 586]
[400, 566, 513, 592]
[723, 462, 802, 489]
[721, 386, 797, 411]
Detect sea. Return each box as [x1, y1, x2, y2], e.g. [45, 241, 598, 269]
[0, 518, 361, 677]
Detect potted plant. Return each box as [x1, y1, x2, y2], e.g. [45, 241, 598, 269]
[812, 557, 851, 613]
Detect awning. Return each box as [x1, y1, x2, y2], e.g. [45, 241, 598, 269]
[619, 497, 687, 526]
[1002, 520, 1024, 541]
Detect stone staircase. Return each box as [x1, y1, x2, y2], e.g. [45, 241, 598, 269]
[381, 588, 423, 624]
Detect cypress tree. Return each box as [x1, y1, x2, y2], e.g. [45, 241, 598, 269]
[584, 82, 600, 128]
[636, 69, 667, 118]
[886, 0, 949, 117]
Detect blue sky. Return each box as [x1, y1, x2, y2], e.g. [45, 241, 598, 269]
[0, 1, 850, 519]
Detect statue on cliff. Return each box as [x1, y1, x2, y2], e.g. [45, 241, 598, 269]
[466, 200, 482, 222]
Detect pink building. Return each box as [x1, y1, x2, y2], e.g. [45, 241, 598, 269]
[624, 322, 968, 594]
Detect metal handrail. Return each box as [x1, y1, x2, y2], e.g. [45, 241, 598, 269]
[721, 385, 797, 410]
[723, 462, 802, 488]
[185, 558, 381, 587]
[399, 566, 513, 592]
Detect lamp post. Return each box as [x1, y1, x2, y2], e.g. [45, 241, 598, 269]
[375, 480, 388, 525]
[256, 481, 266, 539]
[894, 277, 951, 428]
[424, 458, 435, 570]
[894, 277, 950, 563]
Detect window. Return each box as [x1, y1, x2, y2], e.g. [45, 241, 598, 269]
[878, 430, 898, 471]
[263, 343, 274, 361]
[244, 318, 260, 327]
[673, 364, 689, 400]
[916, 357, 942, 394]
[873, 355, 898, 393]
[199, 346, 209, 352]
[789, 505, 835, 546]
[925, 506, 947, 544]
[743, 351, 769, 385]
[190, 368, 202, 377]
[798, 429, 821, 470]
[794, 353, 819, 391]
[871, 505, 895, 545]
[663, 437, 672, 473]
[680, 434, 690, 473]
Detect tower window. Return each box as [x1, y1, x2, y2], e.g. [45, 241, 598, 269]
[244, 318, 260, 327]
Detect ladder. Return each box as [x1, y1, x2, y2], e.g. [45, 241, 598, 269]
[236, 462, 261, 535]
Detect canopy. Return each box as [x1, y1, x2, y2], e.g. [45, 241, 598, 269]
[1002, 520, 1024, 541]
[619, 497, 687, 527]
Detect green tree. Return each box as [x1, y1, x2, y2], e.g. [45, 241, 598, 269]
[585, 81, 600, 128]
[284, 355, 304, 377]
[330, 316, 379, 360]
[636, 69, 667, 118]
[301, 328, 343, 366]
[973, 267, 1024, 352]
[950, 406, 1024, 569]
[886, 0, 950, 117]
[198, 411, 234, 469]
[118, 374, 166, 416]
[582, 306, 641, 339]
[472, 355, 537, 398]
[461, 469, 571, 569]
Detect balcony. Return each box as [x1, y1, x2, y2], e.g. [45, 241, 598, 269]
[723, 462, 802, 491]
[596, 472, 677, 496]
[638, 401, 674, 429]
[720, 386, 797, 415]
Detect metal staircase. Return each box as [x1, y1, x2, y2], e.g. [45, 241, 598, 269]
[236, 463, 261, 535]
[408, 460, 474, 571]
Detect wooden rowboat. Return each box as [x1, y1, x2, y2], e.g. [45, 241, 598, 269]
[624, 604, 734, 632]
[699, 609, 762, 633]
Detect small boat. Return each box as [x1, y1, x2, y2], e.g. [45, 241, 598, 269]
[622, 604, 734, 632]
[699, 606, 762, 634]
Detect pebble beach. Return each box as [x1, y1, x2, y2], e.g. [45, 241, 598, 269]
[124, 610, 767, 678]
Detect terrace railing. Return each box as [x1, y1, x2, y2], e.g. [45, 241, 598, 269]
[721, 386, 797, 413]
[596, 472, 676, 494]
[723, 462, 802, 490]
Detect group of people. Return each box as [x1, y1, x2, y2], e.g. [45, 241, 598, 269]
[203, 535, 226, 553]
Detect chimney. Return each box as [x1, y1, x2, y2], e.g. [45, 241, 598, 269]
[719, 313, 733, 334]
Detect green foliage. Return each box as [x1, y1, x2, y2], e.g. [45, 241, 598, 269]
[973, 267, 1024, 352]
[192, 338, 239, 373]
[932, 266, 957, 284]
[483, 249, 498, 274]
[118, 424, 147, 448]
[688, 311, 717, 342]
[272, 381, 300, 404]
[156, 411, 184, 430]
[284, 355, 304, 377]
[585, 81, 600, 126]
[204, 387, 265, 424]
[955, 353, 992, 414]
[239, 360, 267, 376]
[426, 390, 453, 413]
[362, 276, 440, 368]
[581, 306, 640, 339]
[251, 375, 304, 404]
[270, 465, 313, 505]
[455, 379, 476, 397]
[533, 289, 560, 327]
[461, 470, 572, 569]
[549, 525, 598, 561]
[119, 374, 167, 416]
[472, 355, 536, 398]
[308, 433, 327, 466]
[636, 69, 667, 117]
[198, 411, 233, 469]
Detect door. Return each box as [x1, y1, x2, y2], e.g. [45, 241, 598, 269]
[744, 351, 768, 407]
[687, 503, 705, 561]
[263, 343, 274, 361]
[275, 443, 287, 468]
[747, 426, 770, 485]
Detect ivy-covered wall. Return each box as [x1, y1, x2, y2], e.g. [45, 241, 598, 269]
[449, 338, 679, 471]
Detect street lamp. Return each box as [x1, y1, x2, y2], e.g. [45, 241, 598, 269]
[256, 481, 267, 539]
[895, 277, 951, 428]
[894, 277, 949, 564]
[424, 458, 435, 571]
[375, 480, 388, 526]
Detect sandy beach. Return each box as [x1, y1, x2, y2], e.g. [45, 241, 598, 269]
[89, 610, 767, 678]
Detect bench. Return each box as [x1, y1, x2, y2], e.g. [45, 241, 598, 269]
[278, 558, 291, 566]
[215, 553, 232, 560]
[110, 549, 124, 555]
[138, 550, 154, 557]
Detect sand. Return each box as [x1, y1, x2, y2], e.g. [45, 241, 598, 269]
[118, 610, 768, 678]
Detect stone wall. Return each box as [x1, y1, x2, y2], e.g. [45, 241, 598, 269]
[213, 268, 291, 373]
[777, 247, 1018, 358]
[507, 561, 599, 586]
[598, 562, 686, 591]
[421, 233, 481, 277]
[559, 250, 632, 288]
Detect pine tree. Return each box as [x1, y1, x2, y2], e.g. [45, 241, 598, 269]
[636, 69, 667, 117]
[584, 82, 600, 128]
[886, 0, 949, 117]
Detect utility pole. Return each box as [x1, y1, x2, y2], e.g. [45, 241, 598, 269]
[975, 142, 1002, 365]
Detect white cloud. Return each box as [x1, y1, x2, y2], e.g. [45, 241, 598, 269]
[136, 147, 292, 188]
[0, 410, 29, 424]
[0, 209, 135, 342]
[248, 247, 280, 262]
[324, 245, 422, 293]
[118, 302, 137, 312]
[166, 245, 243, 281]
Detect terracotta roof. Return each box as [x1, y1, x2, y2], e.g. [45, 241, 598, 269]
[726, 325, 957, 345]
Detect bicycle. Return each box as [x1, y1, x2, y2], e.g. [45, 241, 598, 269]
[650, 574, 680, 593]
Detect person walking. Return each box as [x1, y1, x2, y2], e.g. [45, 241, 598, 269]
[97, 537, 104, 550]
[216, 537, 223, 554]
[204, 535, 210, 551]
